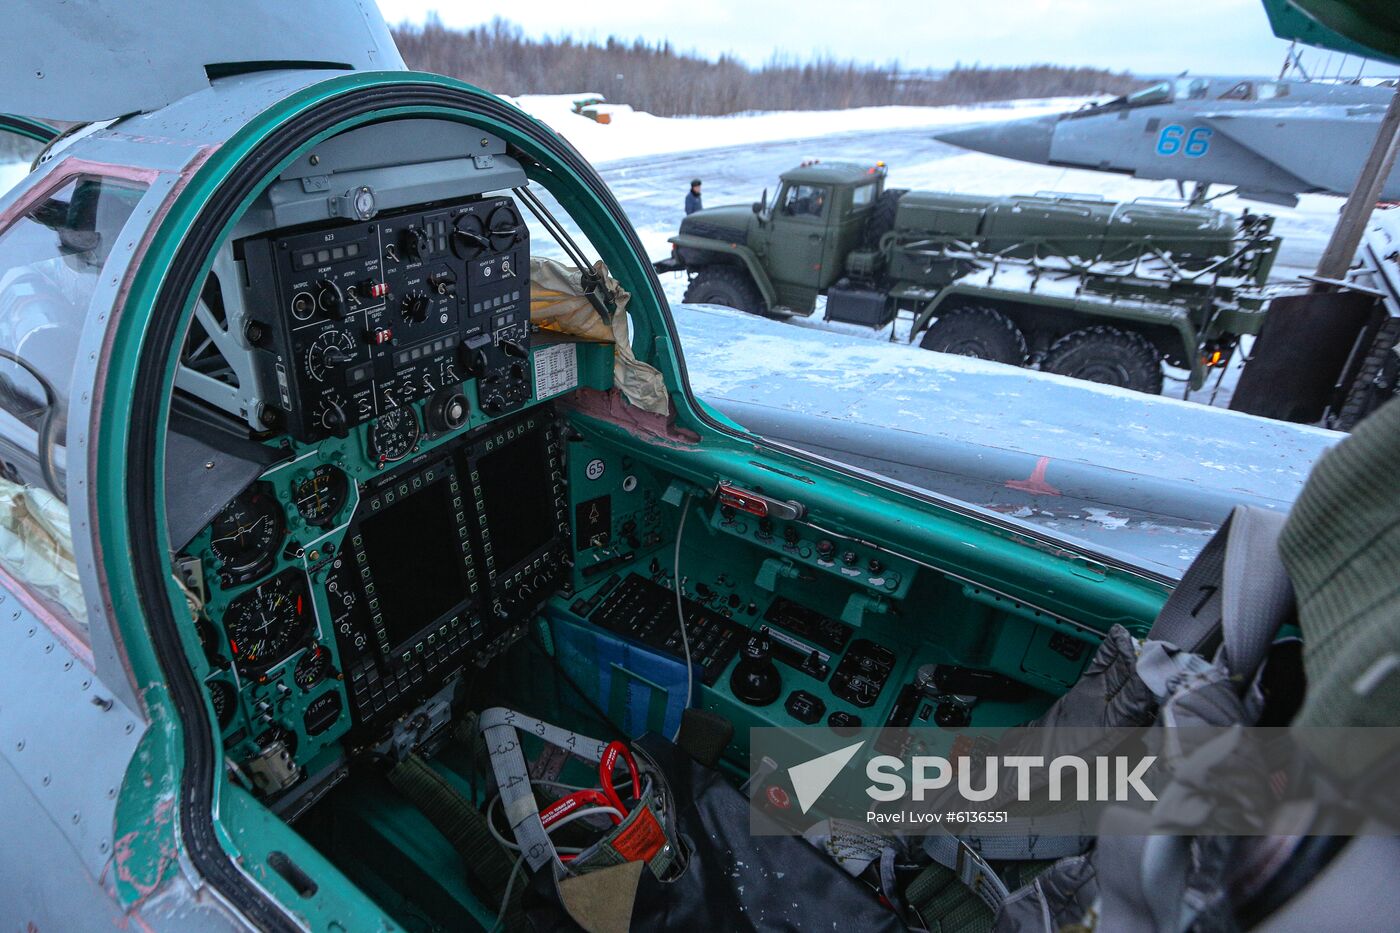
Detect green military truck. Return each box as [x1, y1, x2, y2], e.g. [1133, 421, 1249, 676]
[656, 161, 1280, 394]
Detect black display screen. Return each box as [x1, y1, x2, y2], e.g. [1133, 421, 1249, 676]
[358, 475, 469, 650]
[476, 429, 555, 573]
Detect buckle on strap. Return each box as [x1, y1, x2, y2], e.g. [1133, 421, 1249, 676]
[955, 840, 1012, 911]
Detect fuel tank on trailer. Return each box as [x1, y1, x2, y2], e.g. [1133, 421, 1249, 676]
[892, 190, 1239, 267]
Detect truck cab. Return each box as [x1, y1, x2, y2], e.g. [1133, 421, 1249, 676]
[665, 160, 888, 316]
[759, 162, 885, 310]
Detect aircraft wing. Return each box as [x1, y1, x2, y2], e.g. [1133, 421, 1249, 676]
[1199, 104, 1400, 198]
[673, 303, 1340, 579]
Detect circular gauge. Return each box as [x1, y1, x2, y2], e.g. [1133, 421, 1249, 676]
[292, 465, 348, 527]
[305, 330, 355, 382]
[293, 643, 332, 690]
[224, 571, 313, 674]
[195, 616, 229, 669]
[256, 724, 298, 760]
[452, 212, 487, 259]
[209, 484, 285, 583]
[488, 204, 523, 251]
[368, 407, 420, 463]
[207, 678, 236, 730]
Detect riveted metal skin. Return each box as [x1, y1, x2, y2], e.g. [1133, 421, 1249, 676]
[0, 585, 141, 874]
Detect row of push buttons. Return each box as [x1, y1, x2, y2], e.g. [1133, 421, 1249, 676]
[348, 614, 484, 720]
[393, 334, 459, 368]
[471, 290, 522, 316]
[587, 574, 747, 687]
[298, 240, 364, 269]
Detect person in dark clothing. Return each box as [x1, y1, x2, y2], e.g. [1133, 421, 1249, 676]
[685, 179, 703, 215]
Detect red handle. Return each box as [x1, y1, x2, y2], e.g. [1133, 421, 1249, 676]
[599, 741, 641, 813]
[539, 789, 620, 828]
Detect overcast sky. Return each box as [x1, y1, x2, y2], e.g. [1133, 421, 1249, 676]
[375, 0, 1315, 76]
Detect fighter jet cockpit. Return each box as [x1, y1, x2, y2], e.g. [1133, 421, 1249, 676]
[164, 117, 588, 798]
[0, 59, 1182, 924]
[10, 5, 1375, 931]
[108, 95, 1128, 928]
[144, 99, 1107, 911]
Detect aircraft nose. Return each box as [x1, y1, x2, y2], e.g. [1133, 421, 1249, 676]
[936, 114, 1058, 164]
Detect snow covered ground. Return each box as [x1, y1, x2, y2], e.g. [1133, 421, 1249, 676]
[503, 94, 1345, 569]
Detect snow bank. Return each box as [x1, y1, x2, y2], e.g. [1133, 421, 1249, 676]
[509, 93, 1084, 167]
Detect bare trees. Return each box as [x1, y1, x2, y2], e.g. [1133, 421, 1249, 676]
[391, 17, 1139, 117]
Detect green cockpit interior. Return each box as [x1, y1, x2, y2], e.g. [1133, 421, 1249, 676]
[150, 99, 1168, 930]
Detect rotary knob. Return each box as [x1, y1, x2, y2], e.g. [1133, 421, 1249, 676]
[402, 225, 432, 262]
[316, 279, 344, 318]
[452, 213, 488, 260]
[487, 204, 524, 251]
[320, 404, 347, 437]
[400, 289, 430, 324]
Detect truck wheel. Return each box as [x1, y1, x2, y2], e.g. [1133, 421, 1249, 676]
[1042, 326, 1164, 394]
[683, 267, 764, 316]
[861, 189, 908, 249]
[1332, 317, 1400, 431]
[919, 307, 1028, 365]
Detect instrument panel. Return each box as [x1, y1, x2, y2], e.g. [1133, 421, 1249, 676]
[184, 400, 571, 802]
[181, 193, 584, 804]
[240, 195, 533, 444]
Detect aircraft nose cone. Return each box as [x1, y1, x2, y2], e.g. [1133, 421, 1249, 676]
[937, 114, 1058, 165]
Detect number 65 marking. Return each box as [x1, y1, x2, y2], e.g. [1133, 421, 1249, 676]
[1157, 124, 1212, 158]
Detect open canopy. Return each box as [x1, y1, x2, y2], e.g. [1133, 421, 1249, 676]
[1262, 0, 1400, 67]
[0, 0, 403, 121]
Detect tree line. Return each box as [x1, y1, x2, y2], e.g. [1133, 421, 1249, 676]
[391, 17, 1141, 117]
